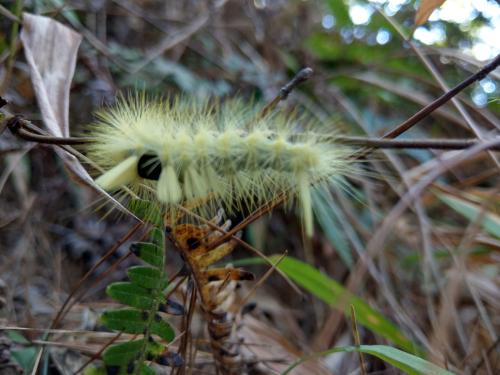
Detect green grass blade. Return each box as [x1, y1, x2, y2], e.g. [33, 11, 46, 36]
[312, 188, 354, 268]
[437, 193, 500, 238]
[282, 345, 454, 375]
[236, 255, 418, 353]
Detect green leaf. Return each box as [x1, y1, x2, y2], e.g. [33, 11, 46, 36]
[103, 339, 163, 366]
[82, 366, 107, 375]
[130, 242, 164, 267]
[106, 282, 161, 310]
[102, 309, 175, 342]
[11, 347, 37, 373]
[129, 199, 163, 226]
[6, 330, 30, 344]
[91, 363, 155, 375]
[150, 227, 165, 247]
[128, 266, 168, 290]
[312, 188, 353, 268]
[140, 365, 156, 375]
[103, 339, 142, 366]
[437, 193, 500, 238]
[236, 256, 418, 354]
[282, 345, 455, 375]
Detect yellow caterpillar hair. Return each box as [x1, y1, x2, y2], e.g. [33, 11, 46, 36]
[86, 94, 355, 236]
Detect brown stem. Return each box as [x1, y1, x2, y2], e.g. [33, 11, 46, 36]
[336, 136, 500, 150]
[258, 67, 313, 119]
[6, 113, 499, 151]
[382, 53, 500, 140]
[5, 115, 92, 145]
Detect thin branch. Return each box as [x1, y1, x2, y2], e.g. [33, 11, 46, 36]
[48, 223, 144, 331]
[175, 203, 303, 297]
[349, 138, 500, 296]
[350, 305, 367, 375]
[382, 55, 500, 141]
[6, 111, 500, 151]
[236, 251, 288, 311]
[74, 332, 123, 374]
[258, 67, 314, 118]
[336, 136, 500, 150]
[3, 115, 93, 145]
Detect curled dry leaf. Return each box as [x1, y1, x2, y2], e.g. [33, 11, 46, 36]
[20, 13, 80, 138]
[414, 0, 447, 26]
[20, 13, 135, 218]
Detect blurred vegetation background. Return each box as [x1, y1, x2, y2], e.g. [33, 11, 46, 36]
[0, 0, 499, 374]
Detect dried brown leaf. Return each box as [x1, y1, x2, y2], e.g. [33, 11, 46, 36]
[415, 0, 446, 26]
[20, 13, 135, 218]
[20, 13, 81, 137]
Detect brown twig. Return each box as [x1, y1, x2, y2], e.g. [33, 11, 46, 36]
[49, 222, 144, 330]
[74, 332, 123, 374]
[175, 203, 303, 297]
[258, 67, 314, 118]
[14, 127, 92, 145]
[236, 251, 288, 312]
[350, 138, 500, 296]
[5, 95, 499, 152]
[6, 112, 500, 151]
[348, 53, 500, 160]
[350, 305, 367, 375]
[336, 136, 500, 150]
[382, 55, 500, 140]
[4, 114, 93, 145]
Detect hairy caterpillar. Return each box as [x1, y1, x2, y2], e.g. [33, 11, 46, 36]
[86, 94, 355, 235]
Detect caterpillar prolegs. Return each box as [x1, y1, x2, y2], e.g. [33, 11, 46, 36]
[168, 213, 254, 375]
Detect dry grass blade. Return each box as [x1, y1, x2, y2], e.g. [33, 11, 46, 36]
[351, 138, 500, 295]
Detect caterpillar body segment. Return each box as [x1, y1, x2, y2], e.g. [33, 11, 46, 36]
[87, 95, 355, 236]
[168, 217, 253, 375]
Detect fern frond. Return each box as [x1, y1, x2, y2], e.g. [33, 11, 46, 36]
[90, 201, 183, 375]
